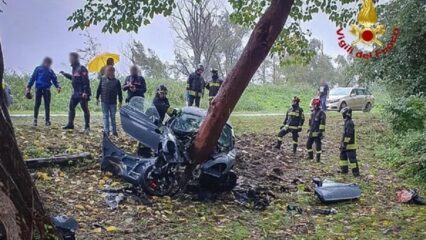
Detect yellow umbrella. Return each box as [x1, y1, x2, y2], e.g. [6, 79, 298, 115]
[87, 53, 120, 73]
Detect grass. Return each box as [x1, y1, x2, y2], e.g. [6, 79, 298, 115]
[11, 111, 426, 239]
[5, 73, 316, 113]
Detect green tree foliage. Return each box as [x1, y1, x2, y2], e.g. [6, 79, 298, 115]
[384, 94, 426, 132]
[346, 0, 426, 96]
[124, 40, 169, 80]
[68, 0, 361, 65]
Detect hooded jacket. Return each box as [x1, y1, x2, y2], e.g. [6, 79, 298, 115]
[27, 66, 60, 90]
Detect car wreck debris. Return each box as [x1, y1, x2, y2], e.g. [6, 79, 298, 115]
[25, 152, 92, 169]
[101, 97, 237, 196]
[396, 189, 425, 205]
[313, 177, 361, 203]
[51, 215, 79, 240]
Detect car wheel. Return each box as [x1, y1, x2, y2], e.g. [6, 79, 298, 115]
[363, 102, 372, 112]
[339, 102, 347, 112]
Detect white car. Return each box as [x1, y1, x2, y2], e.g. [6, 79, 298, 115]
[327, 87, 375, 112]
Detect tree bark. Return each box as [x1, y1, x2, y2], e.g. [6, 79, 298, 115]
[0, 41, 50, 239]
[190, 0, 294, 163]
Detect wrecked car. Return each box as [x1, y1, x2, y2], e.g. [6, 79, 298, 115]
[101, 97, 237, 196]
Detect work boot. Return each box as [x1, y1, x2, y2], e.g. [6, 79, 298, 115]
[292, 144, 297, 154]
[45, 121, 51, 127]
[352, 168, 360, 177]
[338, 166, 349, 174]
[33, 119, 37, 127]
[316, 153, 321, 163]
[63, 124, 74, 130]
[274, 141, 282, 150]
[307, 151, 314, 160]
[83, 127, 90, 134]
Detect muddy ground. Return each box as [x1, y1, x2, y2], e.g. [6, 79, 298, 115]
[12, 113, 426, 239]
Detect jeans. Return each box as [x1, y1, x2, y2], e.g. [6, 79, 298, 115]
[320, 95, 327, 111]
[34, 88, 51, 122]
[101, 103, 117, 134]
[68, 96, 90, 129]
[188, 95, 201, 107]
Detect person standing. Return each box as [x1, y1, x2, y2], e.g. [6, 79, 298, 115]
[274, 96, 305, 154]
[26, 57, 61, 126]
[98, 58, 115, 80]
[306, 98, 326, 162]
[153, 85, 178, 122]
[339, 107, 359, 177]
[96, 66, 122, 136]
[205, 68, 223, 104]
[318, 79, 329, 111]
[187, 65, 205, 107]
[60, 52, 91, 132]
[123, 65, 147, 102]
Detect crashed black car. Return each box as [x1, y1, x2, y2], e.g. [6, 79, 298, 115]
[101, 97, 237, 196]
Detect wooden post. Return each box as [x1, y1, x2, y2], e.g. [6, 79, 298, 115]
[190, 0, 294, 163]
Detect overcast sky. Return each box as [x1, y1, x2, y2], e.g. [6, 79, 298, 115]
[0, 0, 342, 74]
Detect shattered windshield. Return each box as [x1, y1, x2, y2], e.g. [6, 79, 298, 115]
[127, 96, 160, 124]
[171, 112, 232, 147]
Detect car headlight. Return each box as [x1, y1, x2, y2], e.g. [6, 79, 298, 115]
[328, 99, 340, 103]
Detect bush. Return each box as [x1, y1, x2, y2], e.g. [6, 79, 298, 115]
[384, 94, 426, 132]
[377, 130, 426, 182]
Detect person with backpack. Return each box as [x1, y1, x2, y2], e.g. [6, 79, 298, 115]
[26, 57, 61, 126]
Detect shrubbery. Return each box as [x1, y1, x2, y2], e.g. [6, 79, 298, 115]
[377, 130, 426, 182]
[378, 94, 426, 182]
[384, 94, 426, 132]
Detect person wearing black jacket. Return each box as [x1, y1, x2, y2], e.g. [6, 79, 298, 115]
[96, 66, 123, 136]
[60, 52, 91, 132]
[274, 96, 305, 154]
[306, 98, 326, 162]
[339, 107, 359, 177]
[187, 65, 205, 107]
[153, 84, 178, 122]
[123, 66, 147, 102]
[205, 68, 223, 103]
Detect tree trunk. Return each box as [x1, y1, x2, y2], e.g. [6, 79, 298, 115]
[189, 0, 294, 164]
[0, 41, 50, 239]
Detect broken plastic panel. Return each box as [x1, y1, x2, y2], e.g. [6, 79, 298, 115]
[314, 179, 361, 203]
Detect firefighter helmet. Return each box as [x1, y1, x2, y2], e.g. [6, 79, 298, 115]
[157, 84, 168, 94]
[312, 98, 321, 108]
[341, 107, 352, 119]
[211, 68, 218, 73]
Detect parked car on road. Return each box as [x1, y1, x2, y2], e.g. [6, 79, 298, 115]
[327, 87, 375, 112]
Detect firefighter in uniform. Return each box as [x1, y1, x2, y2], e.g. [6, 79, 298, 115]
[274, 96, 305, 154]
[186, 65, 205, 107]
[339, 107, 359, 176]
[205, 68, 223, 104]
[306, 98, 326, 162]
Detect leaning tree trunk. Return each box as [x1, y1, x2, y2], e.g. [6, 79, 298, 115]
[189, 0, 294, 163]
[0, 41, 50, 239]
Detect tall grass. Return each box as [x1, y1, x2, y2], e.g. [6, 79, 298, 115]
[4, 73, 316, 113]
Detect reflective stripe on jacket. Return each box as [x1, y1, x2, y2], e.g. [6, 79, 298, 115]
[342, 118, 357, 150]
[308, 108, 326, 137]
[283, 106, 305, 130]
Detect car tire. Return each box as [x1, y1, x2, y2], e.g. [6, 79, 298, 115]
[363, 102, 372, 112]
[339, 102, 347, 112]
